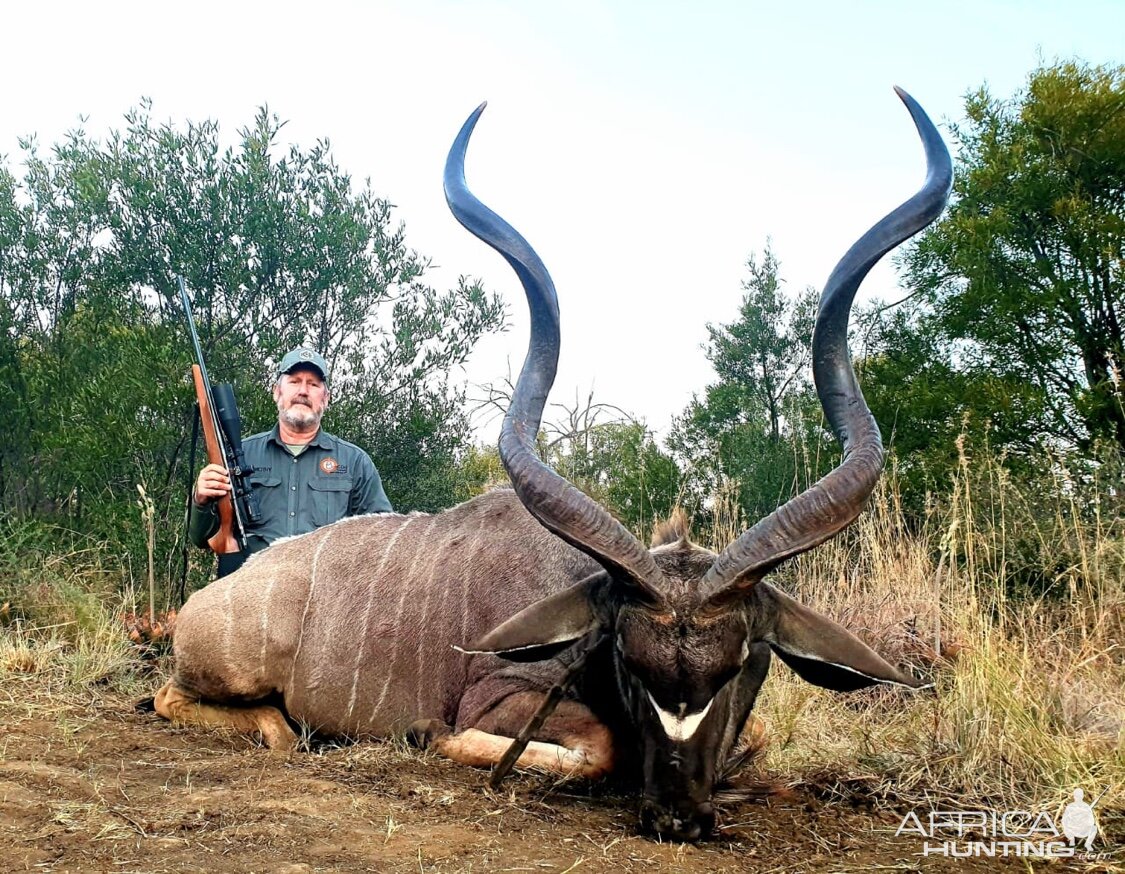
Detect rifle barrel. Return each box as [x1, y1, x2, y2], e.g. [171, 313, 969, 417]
[178, 276, 214, 392]
[178, 276, 251, 547]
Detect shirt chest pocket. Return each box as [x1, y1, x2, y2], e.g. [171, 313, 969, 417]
[309, 476, 353, 527]
[247, 475, 283, 514]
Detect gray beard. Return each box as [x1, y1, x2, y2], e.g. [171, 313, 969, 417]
[279, 404, 322, 430]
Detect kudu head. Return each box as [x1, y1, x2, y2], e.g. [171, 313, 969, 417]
[445, 90, 952, 842]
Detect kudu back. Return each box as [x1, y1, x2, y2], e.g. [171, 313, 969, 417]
[157, 89, 951, 841]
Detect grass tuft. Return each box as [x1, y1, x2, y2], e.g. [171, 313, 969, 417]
[745, 444, 1124, 814]
[0, 520, 149, 697]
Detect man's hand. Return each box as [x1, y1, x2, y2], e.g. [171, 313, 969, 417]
[194, 463, 231, 506]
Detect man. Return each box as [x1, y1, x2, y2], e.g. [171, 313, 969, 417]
[189, 347, 393, 576]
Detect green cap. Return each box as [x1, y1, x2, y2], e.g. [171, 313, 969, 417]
[277, 347, 328, 381]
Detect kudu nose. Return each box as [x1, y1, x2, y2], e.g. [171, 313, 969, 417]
[640, 799, 715, 842]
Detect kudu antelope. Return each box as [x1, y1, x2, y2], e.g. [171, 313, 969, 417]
[155, 88, 951, 841]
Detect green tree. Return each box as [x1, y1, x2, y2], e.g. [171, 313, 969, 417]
[0, 103, 505, 591]
[669, 244, 825, 526]
[706, 244, 817, 443]
[856, 300, 1047, 509]
[471, 383, 682, 540]
[902, 60, 1125, 452]
[550, 419, 681, 542]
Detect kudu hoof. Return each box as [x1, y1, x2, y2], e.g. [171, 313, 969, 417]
[406, 719, 452, 749]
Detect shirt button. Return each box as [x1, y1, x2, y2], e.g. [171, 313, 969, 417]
[289, 512, 295, 517]
[291, 486, 296, 491]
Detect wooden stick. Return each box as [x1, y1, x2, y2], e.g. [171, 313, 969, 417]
[488, 631, 608, 790]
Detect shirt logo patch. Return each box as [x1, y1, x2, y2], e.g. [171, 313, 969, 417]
[319, 457, 340, 474]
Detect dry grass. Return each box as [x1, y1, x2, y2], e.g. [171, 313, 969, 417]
[0, 526, 152, 699]
[741, 442, 1125, 816]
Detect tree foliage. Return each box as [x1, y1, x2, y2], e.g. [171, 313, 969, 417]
[471, 384, 681, 542]
[668, 244, 828, 527]
[548, 418, 681, 543]
[902, 60, 1125, 452]
[856, 301, 1048, 508]
[0, 103, 505, 590]
[705, 244, 817, 443]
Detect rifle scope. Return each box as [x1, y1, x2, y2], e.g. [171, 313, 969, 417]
[212, 383, 264, 527]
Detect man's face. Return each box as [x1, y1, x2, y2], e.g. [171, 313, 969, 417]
[273, 366, 329, 431]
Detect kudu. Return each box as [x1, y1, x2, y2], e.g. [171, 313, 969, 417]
[155, 88, 951, 841]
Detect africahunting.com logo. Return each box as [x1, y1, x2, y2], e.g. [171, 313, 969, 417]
[895, 788, 1106, 859]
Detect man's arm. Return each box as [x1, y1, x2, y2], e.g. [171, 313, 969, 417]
[187, 462, 229, 548]
[188, 499, 221, 547]
[350, 452, 393, 515]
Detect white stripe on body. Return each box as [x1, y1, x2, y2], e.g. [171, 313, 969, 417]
[344, 515, 418, 728]
[367, 515, 442, 728]
[459, 515, 490, 659]
[416, 514, 489, 719]
[257, 573, 277, 681]
[414, 528, 438, 717]
[222, 575, 234, 664]
[287, 527, 335, 691]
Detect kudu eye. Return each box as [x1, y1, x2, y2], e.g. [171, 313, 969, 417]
[616, 580, 662, 612]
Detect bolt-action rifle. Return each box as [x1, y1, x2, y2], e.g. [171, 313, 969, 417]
[178, 276, 262, 553]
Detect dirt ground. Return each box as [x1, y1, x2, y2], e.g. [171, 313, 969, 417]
[1, 684, 1121, 874]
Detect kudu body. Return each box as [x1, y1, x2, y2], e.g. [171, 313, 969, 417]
[157, 89, 951, 841]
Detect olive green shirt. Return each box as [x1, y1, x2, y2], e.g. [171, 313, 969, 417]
[189, 425, 392, 573]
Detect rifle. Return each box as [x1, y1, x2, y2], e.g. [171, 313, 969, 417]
[177, 276, 262, 553]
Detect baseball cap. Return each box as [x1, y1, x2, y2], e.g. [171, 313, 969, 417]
[276, 347, 328, 381]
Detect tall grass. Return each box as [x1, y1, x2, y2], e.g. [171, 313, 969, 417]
[742, 440, 1124, 813]
[0, 519, 147, 695]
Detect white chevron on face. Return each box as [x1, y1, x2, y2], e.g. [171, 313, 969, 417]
[646, 692, 714, 742]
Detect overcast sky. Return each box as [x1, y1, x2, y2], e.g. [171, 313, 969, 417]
[3, 1, 1121, 439]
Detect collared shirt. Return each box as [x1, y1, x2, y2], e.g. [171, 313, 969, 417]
[189, 424, 392, 573]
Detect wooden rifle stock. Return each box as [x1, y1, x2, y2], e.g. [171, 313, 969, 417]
[192, 364, 240, 554]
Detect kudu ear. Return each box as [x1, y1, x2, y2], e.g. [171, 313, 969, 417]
[756, 584, 928, 691]
[458, 572, 609, 662]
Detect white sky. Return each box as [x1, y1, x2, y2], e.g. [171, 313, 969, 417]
[2, 1, 1121, 439]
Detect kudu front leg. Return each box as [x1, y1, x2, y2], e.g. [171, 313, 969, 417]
[154, 680, 298, 751]
[409, 692, 614, 780]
